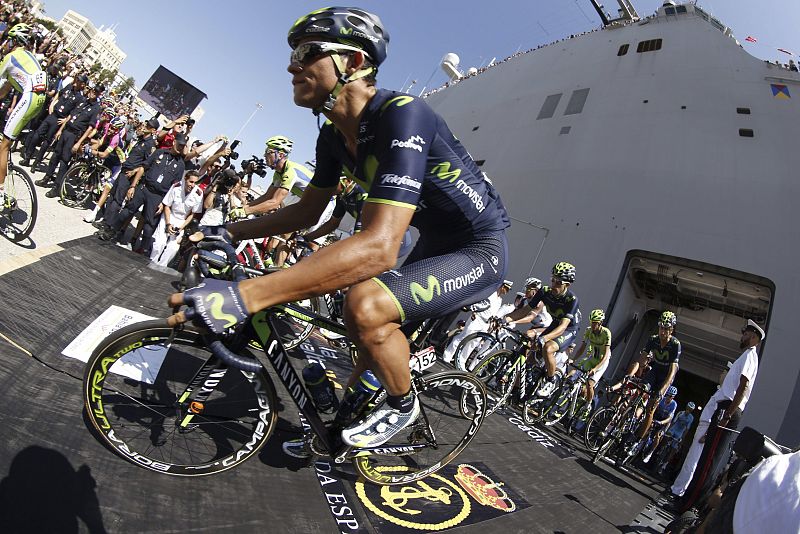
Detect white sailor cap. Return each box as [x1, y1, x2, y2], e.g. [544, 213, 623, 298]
[502, 279, 513, 288]
[745, 319, 766, 341]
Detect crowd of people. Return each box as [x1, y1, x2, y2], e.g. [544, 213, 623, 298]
[2, 2, 797, 532]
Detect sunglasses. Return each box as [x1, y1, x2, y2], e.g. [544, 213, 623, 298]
[290, 41, 370, 66]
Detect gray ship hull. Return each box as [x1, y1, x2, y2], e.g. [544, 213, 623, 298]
[426, 3, 800, 445]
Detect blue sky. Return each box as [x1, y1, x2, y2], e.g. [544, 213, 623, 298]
[40, 0, 798, 188]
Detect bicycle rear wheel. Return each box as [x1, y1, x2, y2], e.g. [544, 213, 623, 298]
[0, 164, 37, 242]
[83, 320, 278, 476]
[353, 370, 487, 485]
[60, 162, 97, 208]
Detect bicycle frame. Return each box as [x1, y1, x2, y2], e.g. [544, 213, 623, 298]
[247, 303, 350, 455]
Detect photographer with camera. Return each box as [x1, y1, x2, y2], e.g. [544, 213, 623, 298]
[239, 155, 268, 189]
[185, 134, 227, 171]
[198, 167, 243, 228]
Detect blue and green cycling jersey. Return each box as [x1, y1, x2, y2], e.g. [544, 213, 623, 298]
[310, 89, 510, 245]
[528, 286, 581, 333]
[643, 334, 681, 370]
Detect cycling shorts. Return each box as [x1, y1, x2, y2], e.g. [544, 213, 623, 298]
[372, 231, 508, 324]
[100, 164, 122, 189]
[642, 367, 672, 395]
[3, 91, 46, 140]
[542, 325, 578, 352]
[576, 354, 610, 382]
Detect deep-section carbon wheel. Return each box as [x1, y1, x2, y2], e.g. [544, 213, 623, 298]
[83, 320, 277, 476]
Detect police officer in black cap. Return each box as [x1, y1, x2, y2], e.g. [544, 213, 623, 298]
[102, 132, 187, 254]
[96, 117, 161, 232]
[21, 73, 88, 170]
[38, 83, 104, 196]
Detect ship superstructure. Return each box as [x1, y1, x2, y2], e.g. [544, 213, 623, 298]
[425, 1, 800, 444]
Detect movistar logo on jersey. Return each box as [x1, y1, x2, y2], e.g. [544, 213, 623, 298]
[431, 162, 462, 183]
[410, 276, 441, 305]
[205, 293, 238, 328]
[381, 173, 421, 189]
[390, 135, 425, 152]
[454, 179, 486, 213]
[443, 263, 485, 293]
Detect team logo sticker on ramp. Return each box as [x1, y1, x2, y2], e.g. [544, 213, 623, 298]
[354, 462, 529, 532]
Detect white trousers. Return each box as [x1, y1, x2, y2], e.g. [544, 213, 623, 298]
[670, 400, 715, 496]
[442, 317, 488, 364]
[150, 215, 184, 267]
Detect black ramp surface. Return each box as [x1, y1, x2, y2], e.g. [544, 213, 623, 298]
[0, 237, 663, 533]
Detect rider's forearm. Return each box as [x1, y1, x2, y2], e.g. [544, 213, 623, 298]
[227, 201, 316, 240]
[238, 229, 398, 313]
[245, 198, 283, 216]
[505, 306, 531, 322]
[305, 216, 340, 242]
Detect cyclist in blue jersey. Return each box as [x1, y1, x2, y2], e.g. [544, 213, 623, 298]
[639, 385, 678, 461]
[168, 7, 510, 450]
[503, 262, 581, 398]
[612, 310, 681, 443]
[647, 400, 695, 465]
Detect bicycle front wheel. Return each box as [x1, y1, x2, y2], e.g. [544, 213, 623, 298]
[0, 164, 37, 242]
[584, 406, 615, 452]
[542, 382, 575, 426]
[469, 349, 518, 416]
[453, 332, 499, 372]
[83, 320, 278, 476]
[354, 370, 487, 485]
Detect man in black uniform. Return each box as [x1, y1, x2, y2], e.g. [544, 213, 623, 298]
[102, 132, 187, 254]
[38, 83, 103, 197]
[96, 117, 160, 232]
[21, 73, 87, 170]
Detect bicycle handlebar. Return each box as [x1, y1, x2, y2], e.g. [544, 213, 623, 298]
[208, 338, 263, 373]
[196, 240, 247, 282]
[193, 237, 260, 371]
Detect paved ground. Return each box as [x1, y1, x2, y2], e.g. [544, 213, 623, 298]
[0, 147, 676, 532]
[1, 150, 97, 268]
[0, 236, 678, 533]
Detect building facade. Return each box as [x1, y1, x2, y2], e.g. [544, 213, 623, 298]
[57, 10, 126, 72]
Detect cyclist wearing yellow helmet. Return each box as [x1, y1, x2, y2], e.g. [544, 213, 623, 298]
[612, 310, 681, 442]
[238, 135, 313, 217]
[570, 309, 612, 409]
[0, 24, 46, 208]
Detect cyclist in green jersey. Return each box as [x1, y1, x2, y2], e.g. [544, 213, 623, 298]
[233, 135, 315, 266]
[570, 309, 612, 408]
[236, 135, 312, 217]
[0, 24, 46, 207]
